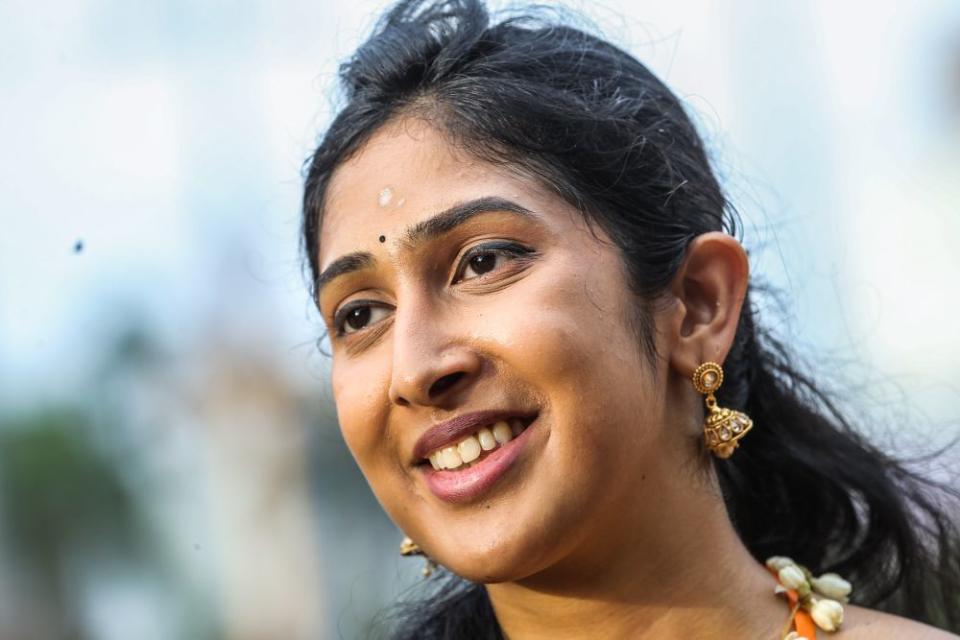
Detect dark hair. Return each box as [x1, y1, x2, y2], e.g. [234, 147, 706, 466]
[301, 1, 960, 636]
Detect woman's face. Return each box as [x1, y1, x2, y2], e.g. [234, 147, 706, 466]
[316, 117, 681, 583]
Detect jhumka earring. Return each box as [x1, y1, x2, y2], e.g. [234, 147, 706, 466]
[400, 536, 437, 577]
[692, 362, 753, 458]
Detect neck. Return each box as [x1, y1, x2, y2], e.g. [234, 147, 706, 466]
[485, 469, 786, 639]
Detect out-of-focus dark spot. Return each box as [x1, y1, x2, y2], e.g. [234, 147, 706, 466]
[73, 240, 84, 254]
[378, 235, 386, 243]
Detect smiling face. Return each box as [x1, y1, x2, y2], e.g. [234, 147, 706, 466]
[316, 117, 683, 583]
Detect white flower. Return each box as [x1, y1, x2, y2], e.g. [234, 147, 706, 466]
[765, 556, 796, 572]
[778, 565, 808, 590]
[811, 572, 852, 601]
[809, 598, 845, 632]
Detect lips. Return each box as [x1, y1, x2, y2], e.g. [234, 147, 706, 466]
[412, 409, 536, 464]
[412, 410, 539, 504]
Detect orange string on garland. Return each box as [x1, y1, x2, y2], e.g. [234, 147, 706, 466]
[767, 565, 818, 639]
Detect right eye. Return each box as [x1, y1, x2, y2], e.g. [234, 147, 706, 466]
[334, 302, 392, 336]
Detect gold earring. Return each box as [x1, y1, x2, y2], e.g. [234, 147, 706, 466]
[692, 362, 753, 458]
[400, 536, 437, 577]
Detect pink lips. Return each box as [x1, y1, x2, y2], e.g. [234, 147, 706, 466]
[420, 416, 536, 504]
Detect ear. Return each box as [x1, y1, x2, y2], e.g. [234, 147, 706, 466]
[667, 231, 749, 377]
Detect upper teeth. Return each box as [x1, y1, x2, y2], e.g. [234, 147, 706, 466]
[428, 418, 526, 471]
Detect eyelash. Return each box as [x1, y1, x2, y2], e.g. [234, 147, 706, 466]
[332, 241, 536, 337]
[452, 240, 535, 283]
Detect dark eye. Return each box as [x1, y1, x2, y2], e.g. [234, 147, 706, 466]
[345, 307, 370, 331]
[334, 303, 391, 336]
[465, 252, 499, 277]
[455, 241, 535, 283]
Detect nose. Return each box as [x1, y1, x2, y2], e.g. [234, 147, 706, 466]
[387, 302, 481, 408]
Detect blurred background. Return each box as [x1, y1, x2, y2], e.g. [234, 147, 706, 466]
[1, 1, 959, 638]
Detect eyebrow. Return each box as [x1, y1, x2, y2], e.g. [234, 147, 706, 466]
[315, 251, 375, 298]
[402, 196, 536, 248]
[315, 196, 538, 298]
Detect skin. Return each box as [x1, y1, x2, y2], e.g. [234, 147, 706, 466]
[315, 117, 955, 639]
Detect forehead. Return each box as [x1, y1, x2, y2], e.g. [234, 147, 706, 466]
[318, 118, 543, 270]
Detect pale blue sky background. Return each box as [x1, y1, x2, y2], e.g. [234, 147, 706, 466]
[2, 1, 959, 411]
[1, 2, 959, 637]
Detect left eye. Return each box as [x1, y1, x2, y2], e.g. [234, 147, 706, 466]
[454, 242, 534, 283]
[462, 251, 501, 278]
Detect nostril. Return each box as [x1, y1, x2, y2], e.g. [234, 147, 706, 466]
[429, 371, 466, 398]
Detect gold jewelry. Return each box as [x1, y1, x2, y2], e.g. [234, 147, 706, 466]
[692, 361, 753, 458]
[400, 535, 437, 577]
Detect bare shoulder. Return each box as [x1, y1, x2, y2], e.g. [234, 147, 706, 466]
[837, 604, 959, 639]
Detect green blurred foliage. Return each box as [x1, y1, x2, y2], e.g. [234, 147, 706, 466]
[0, 321, 222, 639]
[0, 409, 142, 575]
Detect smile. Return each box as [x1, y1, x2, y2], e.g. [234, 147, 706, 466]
[414, 411, 538, 504]
[426, 418, 530, 470]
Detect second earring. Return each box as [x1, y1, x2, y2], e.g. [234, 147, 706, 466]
[692, 362, 753, 458]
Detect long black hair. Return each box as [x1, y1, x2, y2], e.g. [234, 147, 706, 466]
[301, 1, 960, 636]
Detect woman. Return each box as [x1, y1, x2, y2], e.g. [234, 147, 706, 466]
[301, 1, 960, 637]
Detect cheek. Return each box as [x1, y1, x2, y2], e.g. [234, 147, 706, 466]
[331, 357, 424, 535]
[330, 358, 391, 472]
[482, 260, 656, 454]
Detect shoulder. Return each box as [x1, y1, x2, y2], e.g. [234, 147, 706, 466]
[837, 604, 959, 639]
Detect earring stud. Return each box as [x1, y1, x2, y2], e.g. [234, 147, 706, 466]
[400, 536, 437, 577]
[692, 362, 753, 458]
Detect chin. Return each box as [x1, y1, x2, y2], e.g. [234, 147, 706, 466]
[427, 525, 558, 585]
[441, 552, 532, 584]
